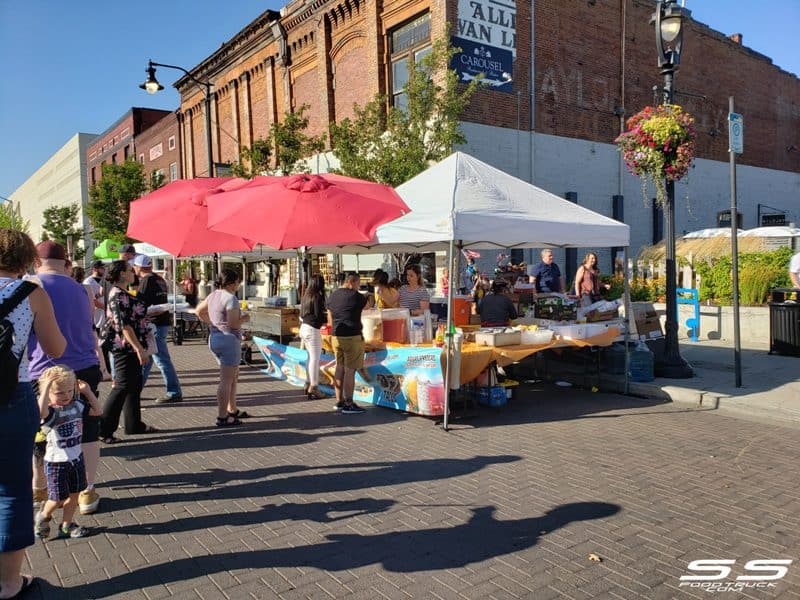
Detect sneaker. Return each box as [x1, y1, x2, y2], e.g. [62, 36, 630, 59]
[340, 402, 366, 414]
[78, 489, 100, 515]
[333, 400, 347, 411]
[155, 395, 182, 404]
[58, 523, 89, 539]
[34, 511, 51, 539]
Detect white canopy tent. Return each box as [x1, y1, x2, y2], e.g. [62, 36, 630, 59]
[307, 152, 631, 429]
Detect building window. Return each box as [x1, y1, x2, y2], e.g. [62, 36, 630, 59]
[124, 145, 130, 160]
[389, 13, 431, 110]
[168, 135, 176, 150]
[111, 153, 117, 165]
[139, 154, 144, 164]
[91, 167, 96, 184]
[169, 162, 178, 182]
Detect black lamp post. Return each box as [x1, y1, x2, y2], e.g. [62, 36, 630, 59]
[140, 60, 214, 178]
[651, 0, 693, 378]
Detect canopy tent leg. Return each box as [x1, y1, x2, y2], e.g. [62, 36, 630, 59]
[442, 239, 461, 431]
[623, 247, 631, 395]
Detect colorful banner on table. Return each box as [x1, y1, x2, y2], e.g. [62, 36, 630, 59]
[253, 336, 446, 416]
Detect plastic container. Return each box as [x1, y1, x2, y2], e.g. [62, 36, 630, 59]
[381, 308, 410, 343]
[452, 295, 472, 326]
[361, 309, 383, 343]
[628, 340, 655, 382]
[520, 329, 554, 345]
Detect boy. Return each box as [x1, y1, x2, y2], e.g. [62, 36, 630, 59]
[34, 366, 101, 539]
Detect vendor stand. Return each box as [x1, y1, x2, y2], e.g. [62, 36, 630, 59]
[275, 153, 632, 429]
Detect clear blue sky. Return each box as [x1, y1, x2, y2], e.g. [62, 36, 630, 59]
[1, 0, 797, 198]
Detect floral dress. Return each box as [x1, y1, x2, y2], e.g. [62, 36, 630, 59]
[106, 286, 150, 352]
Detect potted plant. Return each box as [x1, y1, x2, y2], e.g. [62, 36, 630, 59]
[615, 104, 696, 206]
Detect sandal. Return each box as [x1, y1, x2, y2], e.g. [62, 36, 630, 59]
[228, 409, 250, 419]
[100, 436, 121, 445]
[216, 415, 242, 427]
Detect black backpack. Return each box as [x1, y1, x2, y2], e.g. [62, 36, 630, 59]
[0, 281, 37, 406]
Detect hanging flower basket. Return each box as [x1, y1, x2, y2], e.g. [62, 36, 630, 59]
[615, 104, 696, 206]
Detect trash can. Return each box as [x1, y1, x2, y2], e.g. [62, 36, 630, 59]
[769, 288, 800, 356]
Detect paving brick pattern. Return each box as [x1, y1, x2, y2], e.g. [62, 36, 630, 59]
[23, 339, 800, 599]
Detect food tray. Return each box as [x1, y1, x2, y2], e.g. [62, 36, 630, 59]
[474, 329, 522, 347]
[520, 329, 554, 345]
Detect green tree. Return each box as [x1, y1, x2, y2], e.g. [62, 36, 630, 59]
[149, 169, 166, 191]
[330, 34, 479, 188]
[272, 104, 326, 175]
[0, 202, 29, 233]
[42, 203, 85, 259]
[231, 138, 273, 179]
[86, 160, 147, 242]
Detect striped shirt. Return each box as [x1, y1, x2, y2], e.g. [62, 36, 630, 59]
[398, 285, 430, 311]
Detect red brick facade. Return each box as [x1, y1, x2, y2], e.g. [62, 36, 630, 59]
[175, 0, 799, 176]
[86, 108, 172, 185]
[134, 112, 182, 186]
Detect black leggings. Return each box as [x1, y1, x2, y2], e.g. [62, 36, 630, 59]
[100, 350, 145, 436]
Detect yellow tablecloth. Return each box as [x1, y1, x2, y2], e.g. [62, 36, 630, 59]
[322, 327, 620, 386]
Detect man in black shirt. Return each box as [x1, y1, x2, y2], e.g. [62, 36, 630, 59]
[134, 255, 183, 403]
[326, 272, 367, 414]
[479, 280, 518, 327]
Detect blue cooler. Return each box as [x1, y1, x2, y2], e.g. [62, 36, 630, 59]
[429, 297, 448, 321]
[478, 386, 508, 407]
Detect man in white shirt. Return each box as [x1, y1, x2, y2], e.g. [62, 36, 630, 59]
[790, 252, 800, 288]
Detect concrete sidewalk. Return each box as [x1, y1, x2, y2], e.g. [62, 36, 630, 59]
[595, 339, 800, 428]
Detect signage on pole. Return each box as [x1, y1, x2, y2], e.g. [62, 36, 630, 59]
[728, 112, 744, 154]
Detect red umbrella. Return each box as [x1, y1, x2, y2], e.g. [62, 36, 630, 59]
[206, 174, 409, 249]
[127, 178, 255, 257]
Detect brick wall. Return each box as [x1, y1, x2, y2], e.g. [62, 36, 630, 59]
[134, 112, 181, 184]
[175, 0, 799, 177]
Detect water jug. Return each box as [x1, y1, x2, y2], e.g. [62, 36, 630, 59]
[628, 340, 654, 382]
[603, 342, 627, 375]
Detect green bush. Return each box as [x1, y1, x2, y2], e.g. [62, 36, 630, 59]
[695, 247, 793, 305]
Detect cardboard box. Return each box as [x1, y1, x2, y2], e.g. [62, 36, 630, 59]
[630, 303, 663, 339]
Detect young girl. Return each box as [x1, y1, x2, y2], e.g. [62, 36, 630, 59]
[34, 366, 101, 539]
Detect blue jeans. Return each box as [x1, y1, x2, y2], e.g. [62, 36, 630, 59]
[0, 382, 38, 552]
[142, 325, 182, 398]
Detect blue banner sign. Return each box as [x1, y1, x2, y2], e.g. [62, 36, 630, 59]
[451, 36, 513, 93]
[254, 337, 446, 416]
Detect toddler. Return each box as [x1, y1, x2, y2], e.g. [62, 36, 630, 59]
[34, 366, 101, 539]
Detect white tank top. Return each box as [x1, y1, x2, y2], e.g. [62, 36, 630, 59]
[0, 277, 35, 383]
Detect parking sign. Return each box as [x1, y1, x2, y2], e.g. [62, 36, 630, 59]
[729, 112, 744, 154]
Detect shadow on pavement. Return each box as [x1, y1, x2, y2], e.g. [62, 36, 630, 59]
[101, 455, 521, 512]
[69, 501, 620, 598]
[103, 498, 396, 536]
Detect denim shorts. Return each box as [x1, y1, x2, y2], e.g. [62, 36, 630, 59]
[209, 331, 241, 366]
[0, 382, 39, 552]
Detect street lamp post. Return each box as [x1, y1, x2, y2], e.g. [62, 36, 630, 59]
[651, 0, 693, 378]
[140, 60, 214, 178]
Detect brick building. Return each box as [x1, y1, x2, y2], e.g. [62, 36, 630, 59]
[86, 107, 172, 186]
[135, 111, 182, 187]
[174, 0, 800, 268]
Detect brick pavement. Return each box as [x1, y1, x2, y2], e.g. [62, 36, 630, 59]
[22, 338, 800, 599]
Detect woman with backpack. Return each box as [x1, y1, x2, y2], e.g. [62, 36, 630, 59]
[0, 228, 65, 599]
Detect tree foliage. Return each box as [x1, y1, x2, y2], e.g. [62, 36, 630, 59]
[231, 138, 273, 179]
[330, 35, 479, 188]
[42, 203, 85, 259]
[230, 105, 324, 178]
[272, 104, 326, 175]
[86, 160, 147, 243]
[0, 202, 29, 233]
[149, 169, 166, 192]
